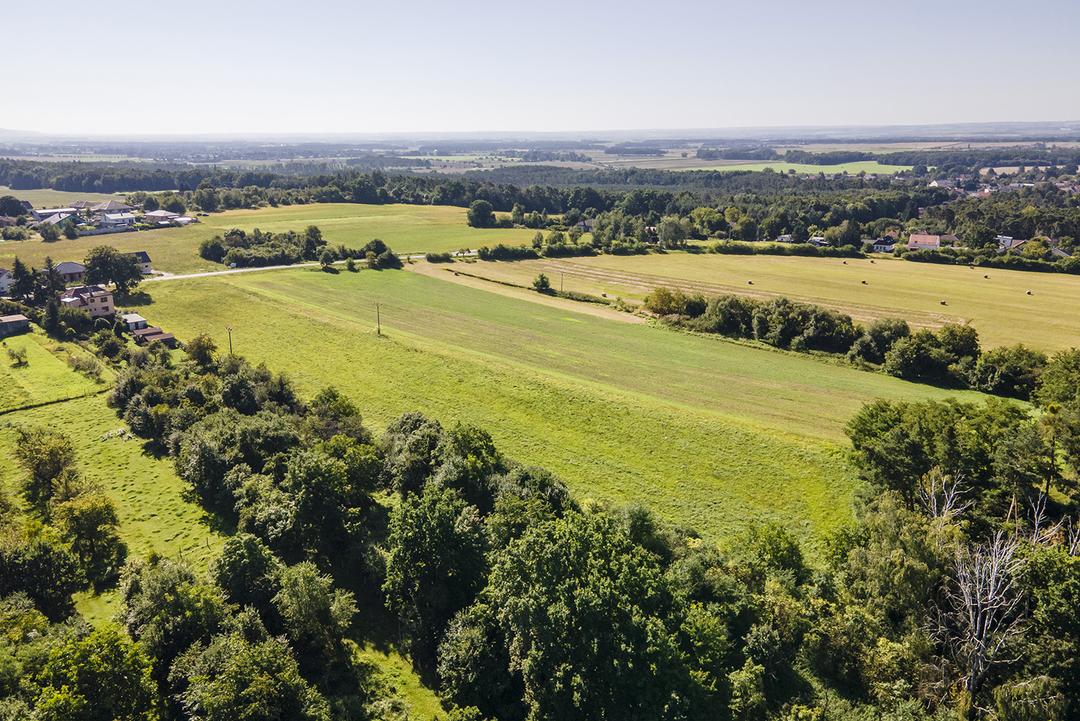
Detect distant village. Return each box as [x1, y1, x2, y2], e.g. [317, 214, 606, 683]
[0, 197, 198, 236]
[0, 197, 181, 347]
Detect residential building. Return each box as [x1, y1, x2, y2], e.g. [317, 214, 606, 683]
[128, 251, 153, 274]
[0, 216, 17, 227]
[61, 285, 114, 318]
[55, 261, 86, 284]
[39, 212, 78, 227]
[871, 239, 896, 253]
[100, 212, 138, 228]
[775, 234, 794, 243]
[996, 235, 1029, 253]
[808, 235, 829, 247]
[90, 200, 135, 214]
[0, 314, 30, 338]
[906, 233, 941, 251]
[32, 207, 78, 222]
[144, 209, 180, 224]
[121, 313, 148, 331]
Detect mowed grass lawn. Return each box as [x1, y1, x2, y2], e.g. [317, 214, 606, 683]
[142, 267, 988, 546]
[0, 331, 111, 412]
[462, 253, 1080, 351]
[0, 203, 538, 275]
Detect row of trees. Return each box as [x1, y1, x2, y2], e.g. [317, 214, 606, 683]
[646, 289, 1058, 400]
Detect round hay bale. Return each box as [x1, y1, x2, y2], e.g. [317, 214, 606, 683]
[747, 280, 753, 285]
[1026, 290, 1033, 295]
[940, 300, 948, 305]
[861, 280, 867, 285]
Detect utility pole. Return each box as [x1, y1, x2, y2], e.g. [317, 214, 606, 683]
[225, 326, 233, 355]
[375, 303, 381, 336]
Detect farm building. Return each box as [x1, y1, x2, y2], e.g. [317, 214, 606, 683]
[121, 313, 148, 331]
[61, 285, 114, 318]
[132, 326, 177, 347]
[38, 212, 78, 227]
[906, 233, 942, 251]
[56, 261, 86, 284]
[0, 314, 30, 338]
[32, 207, 78, 222]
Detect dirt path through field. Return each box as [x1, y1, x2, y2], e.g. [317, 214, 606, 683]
[406, 261, 646, 325]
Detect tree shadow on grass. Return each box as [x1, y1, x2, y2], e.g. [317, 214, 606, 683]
[117, 290, 153, 307]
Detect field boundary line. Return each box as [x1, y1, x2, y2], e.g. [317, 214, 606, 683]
[0, 387, 112, 418]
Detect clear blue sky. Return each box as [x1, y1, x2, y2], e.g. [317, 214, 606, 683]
[7, 0, 1080, 135]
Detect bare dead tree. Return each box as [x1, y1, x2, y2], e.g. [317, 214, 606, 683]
[919, 468, 973, 523]
[933, 532, 1026, 709]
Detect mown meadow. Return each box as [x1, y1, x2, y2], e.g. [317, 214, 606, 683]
[460, 251, 1080, 350]
[140, 266, 991, 548]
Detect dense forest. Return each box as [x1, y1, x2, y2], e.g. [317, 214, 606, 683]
[2, 322, 1078, 720]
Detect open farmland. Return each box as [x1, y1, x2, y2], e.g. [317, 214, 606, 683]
[671, 160, 913, 174]
[0, 202, 537, 274]
[0, 185, 129, 207]
[458, 252, 1080, 351]
[141, 266, 989, 548]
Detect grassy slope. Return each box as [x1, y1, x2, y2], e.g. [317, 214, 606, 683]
[142, 267, 987, 546]
[461, 253, 1080, 351]
[0, 369, 442, 716]
[0, 331, 111, 412]
[0, 393, 224, 618]
[0, 203, 538, 275]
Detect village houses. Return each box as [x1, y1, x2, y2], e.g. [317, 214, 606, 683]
[61, 285, 114, 318]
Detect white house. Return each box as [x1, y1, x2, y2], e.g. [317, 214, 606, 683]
[128, 251, 153, 275]
[871, 239, 896, 253]
[100, 212, 138, 228]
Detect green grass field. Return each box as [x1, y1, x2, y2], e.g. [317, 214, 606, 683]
[0, 202, 539, 275]
[460, 253, 1080, 351]
[0, 331, 111, 412]
[140, 266, 988, 547]
[0, 185, 129, 207]
[0, 392, 225, 621]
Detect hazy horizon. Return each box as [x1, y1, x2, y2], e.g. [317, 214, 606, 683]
[8, 0, 1080, 137]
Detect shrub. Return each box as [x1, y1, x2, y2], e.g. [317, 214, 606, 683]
[426, 252, 453, 263]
